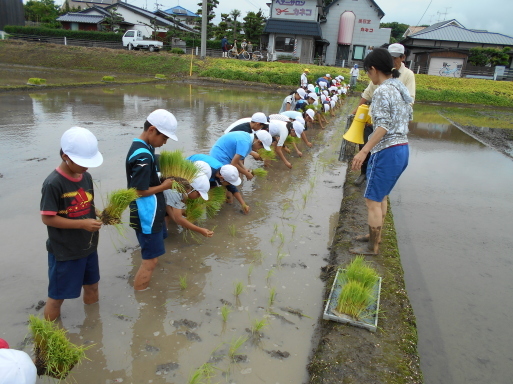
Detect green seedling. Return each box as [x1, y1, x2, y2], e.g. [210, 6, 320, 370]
[233, 281, 245, 297]
[29, 315, 91, 380]
[199, 362, 217, 382]
[276, 252, 287, 266]
[282, 201, 290, 213]
[159, 150, 201, 193]
[250, 318, 268, 335]
[228, 224, 237, 237]
[220, 304, 232, 322]
[288, 224, 297, 236]
[278, 232, 285, 245]
[268, 287, 277, 307]
[187, 367, 203, 384]
[273, 223, 279, 233]
[251, 250, 263, 263]
[252, 168, 268, 177]
[270, 234, 276, 244]
[27, 77, 47, 85]
[155, 74, 166, 79]
[228, 336, 248, 361]
[102, 75, 115, 82]
[266, 268, 275, 282]
[247, 263, 254, 278]
[179, 274, 188, 290]
[339, 256, 379, 290]
[302, 191, 309, 207]
[335, 280, 376, 320]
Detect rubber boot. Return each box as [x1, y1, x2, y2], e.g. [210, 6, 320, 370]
[350, 225, 381, 255]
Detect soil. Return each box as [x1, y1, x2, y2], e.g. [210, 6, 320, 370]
[307, 167, 423, 384]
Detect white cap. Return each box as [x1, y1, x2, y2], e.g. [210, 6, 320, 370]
[321, 94, 326, 102]
[307, 84, 315, 92]
[191, 173, 210, 200]
[307, 92, 317, 100]
[193, 160, 211, 179]
[332, 79, 337, 84]
[295, 115, 305, 126]
[305, 109, 315, 119]
[254, 130, 272, 151]
[251, 112, 269, 125]
[339, 75, 344, 80]
[147, 109, 178, 141]
[296, 88, 306, 99]
[0, 349, 37, 384]
[326, 73, 331, 78]
[323, 90, 329, 96]
[388, 43, 405, 57]
[61, 127, 103, 168]
[220, 164, 241, 186]
[292, 120, 304, 137]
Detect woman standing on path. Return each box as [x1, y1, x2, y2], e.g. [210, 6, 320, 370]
[350, 48, 412, 255]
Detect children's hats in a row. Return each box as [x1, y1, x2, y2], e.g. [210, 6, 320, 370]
[254, 130, 272, 151]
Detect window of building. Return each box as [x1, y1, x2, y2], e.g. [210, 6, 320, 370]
[352, 45, 365, 60]
[275, 36, 296, 52]
[71, 22, 79, 31]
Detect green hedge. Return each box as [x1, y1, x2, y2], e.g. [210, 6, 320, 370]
[181, 38, 222, 49]
[3, 26, 122, 42]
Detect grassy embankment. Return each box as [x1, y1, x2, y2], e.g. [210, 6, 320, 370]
[1, 40, 512, 108]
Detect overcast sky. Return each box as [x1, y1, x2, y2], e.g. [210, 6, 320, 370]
[61, 0, 513, 37]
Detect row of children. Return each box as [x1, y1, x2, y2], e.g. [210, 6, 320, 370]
[40, 97, 334, 320]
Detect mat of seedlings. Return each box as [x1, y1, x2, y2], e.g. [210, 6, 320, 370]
[307, 166, 423, 384]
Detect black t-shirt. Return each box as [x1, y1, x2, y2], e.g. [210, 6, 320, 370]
[126, 139, 165, 234]
[40, 168, 98, 261]
[229, 122, 253, 134]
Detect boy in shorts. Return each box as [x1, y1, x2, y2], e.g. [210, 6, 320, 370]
[41, 127, 104, 321]
[126, 109, 178, 291]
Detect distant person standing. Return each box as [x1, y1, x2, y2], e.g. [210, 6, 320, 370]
[241, 39, 248, 50]
[221, 36, 229, 58]
[350, 64, 359, 87]
[247, 41, 253, 58]
[301, 68, 309, 89]
[231, 39, 238, 58]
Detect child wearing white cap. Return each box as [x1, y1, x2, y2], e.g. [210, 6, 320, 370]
[267, 119, 303, 168]
[40, 126, 103, 320]
[279, 110, 313, 147]
[187, 154, 250, 214]
[164, 173, 214, 237]
[224, 112, 269, 135]
[126, 109, 179, 291]
[278, 88, 306, 113]
[0, 338, 37, 384]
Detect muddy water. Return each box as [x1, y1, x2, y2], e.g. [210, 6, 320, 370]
[391, 120, 513, 384]
[0, 84, 347, 383]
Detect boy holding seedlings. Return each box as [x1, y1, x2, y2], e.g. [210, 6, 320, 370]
[126, 109, 178, 291]
[40, 127, 103, 321]
[164, 173, 214, 237]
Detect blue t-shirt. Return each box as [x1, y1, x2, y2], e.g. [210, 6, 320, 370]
[209, 131, 252, 165]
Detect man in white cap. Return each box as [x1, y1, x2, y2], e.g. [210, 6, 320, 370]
[164, 172, 214, 237]
[352, 43, 416, 186]
[41, 126, 103, 320]
[349, 64, 359, 88]
[300, 68, 310, 89]
[126, 109, 178, 291]
[224, 112, 269, 135]
[279, 88, 306, 113]
[187, 154, 250, 214]
[0, 338, 36, 384]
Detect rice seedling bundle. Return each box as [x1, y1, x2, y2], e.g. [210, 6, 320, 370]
[29, 315, 91, 380]
[228, 336, 248, 360]
[335, 280, 375, 320]
[205, 186, 225, 218]
[251, 168, 268, 178]
[159, 150, 201, 192]
[185, 196, 206, 223]
[257, 147, 276, 161]
[102, 76, 115, 82]
[155, 74, 166, 79]
[340, 255, 379, 290]
[27, 78, 46, 85]
[100, 188, 138, 225]
[284, 135, 301, 145]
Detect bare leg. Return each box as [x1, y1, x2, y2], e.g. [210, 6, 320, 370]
[44, 298, 64, 321]
[83, 282, 99, 305]
[350, 198, 383, 255]
[134, 258, 158, 291]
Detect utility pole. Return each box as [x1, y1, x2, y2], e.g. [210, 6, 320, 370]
[200, 0, 207, 58]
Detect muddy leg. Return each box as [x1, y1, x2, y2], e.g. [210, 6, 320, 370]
[83, 282, 99, 305]
[350, 199, 382, 254]
[350, 225, 381, 255]
[44, 298, 64, 321]
[134, 258, 158, 291]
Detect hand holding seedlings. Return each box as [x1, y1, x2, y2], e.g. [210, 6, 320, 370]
[81, 218, 102, 232]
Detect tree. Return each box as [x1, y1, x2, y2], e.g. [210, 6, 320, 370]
[196, 0, 219, 39]
[468, 47, 511, 67]
[24, 0, 60, 25]
[230, 9, 241, 40]
[213, 13, 232, 40]
[102, 7, 124, 33]
[379, 22, 409, 43]
[242, 10, 266, 45]
[137, 17, 160, 40]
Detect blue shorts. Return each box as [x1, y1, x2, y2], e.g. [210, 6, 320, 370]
[135, 227, 167, 260]
[48, 252, 100, 300]
[365, 144, 409, 202]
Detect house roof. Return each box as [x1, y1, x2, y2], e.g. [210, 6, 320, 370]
[324, 0, 385, 19]
[162, 5, 199, 18]
[154, 9, 198, 33]
[408, 19, 463, 36]
[407, 24, 513, 45]
[105, 2, 174, 27]
[56, 13, 105, 23]
[263, 19, 322, 38]
[402, 26, 426, 38]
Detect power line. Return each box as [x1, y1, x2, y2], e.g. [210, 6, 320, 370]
[415, 0, 433, 27]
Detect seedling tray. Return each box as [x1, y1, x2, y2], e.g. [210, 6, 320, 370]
[323, 268, 382, 332]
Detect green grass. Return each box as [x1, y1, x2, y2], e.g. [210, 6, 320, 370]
[29, 315, 91, 380]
